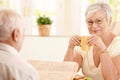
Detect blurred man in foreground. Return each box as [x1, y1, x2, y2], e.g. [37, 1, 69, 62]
[0, 8, 40, 80]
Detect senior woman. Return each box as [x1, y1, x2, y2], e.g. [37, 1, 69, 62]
[64, 2, 120, 80]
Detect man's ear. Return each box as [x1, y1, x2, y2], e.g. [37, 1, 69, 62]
[12, 28, 20, 42]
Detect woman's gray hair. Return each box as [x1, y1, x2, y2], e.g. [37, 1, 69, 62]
[0, 8, 25, 41]
[85, 2, 112, 20]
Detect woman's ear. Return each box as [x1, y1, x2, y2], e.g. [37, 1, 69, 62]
[12, 28, 20, 42]
[109, 17, 112, 24]
[108, 17, 112, 27]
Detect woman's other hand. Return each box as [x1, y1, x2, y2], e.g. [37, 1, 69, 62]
[87, 34, 107, 51]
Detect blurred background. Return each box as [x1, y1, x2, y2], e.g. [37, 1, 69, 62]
[0, 0, 120, 36]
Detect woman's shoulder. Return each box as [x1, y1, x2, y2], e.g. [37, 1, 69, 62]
[113, 36, 120, 41]
[110, 36, 120, 45]
[109, 36, 120, 49]
[108, 36, 120, 57]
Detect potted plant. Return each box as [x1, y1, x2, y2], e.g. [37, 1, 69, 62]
[36, 15, 53, 36]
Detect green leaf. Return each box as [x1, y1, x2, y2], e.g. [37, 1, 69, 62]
[36, 15, 53, 25]
[86, 77, 92, 80]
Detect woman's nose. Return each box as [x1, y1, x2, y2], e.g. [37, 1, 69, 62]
[92, 22, 98, 28]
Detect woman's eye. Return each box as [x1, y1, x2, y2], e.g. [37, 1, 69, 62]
[96, 20, 102, 24]
[87, 21, 93, 24]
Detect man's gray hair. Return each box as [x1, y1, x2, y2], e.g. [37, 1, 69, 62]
[85, 2, 112, 20]
[0, 8, 25, 41]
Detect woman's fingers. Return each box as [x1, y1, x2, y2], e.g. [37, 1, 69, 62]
[69, 35, 81, 46]
[87, 35, 106, 50]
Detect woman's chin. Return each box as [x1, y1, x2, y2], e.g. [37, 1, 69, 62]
[92, 32, 99, 35]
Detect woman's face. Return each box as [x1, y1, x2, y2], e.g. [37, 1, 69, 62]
[86, 10, 111, 36]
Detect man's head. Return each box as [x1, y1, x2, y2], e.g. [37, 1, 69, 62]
[0, 8, 25, 51]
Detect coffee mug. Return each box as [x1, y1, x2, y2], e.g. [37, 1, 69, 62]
[80, 36, 90, 51]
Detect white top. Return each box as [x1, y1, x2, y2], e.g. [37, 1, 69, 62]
[0, 43, 40, 80]
[75, 37, 120, 80]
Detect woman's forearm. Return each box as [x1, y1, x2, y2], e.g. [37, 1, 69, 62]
[100, 53, 118, 80]
[64, 44, 74, 61]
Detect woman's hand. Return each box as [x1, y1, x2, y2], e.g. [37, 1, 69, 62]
[69, 35, 81, 48]
[87, 34, 107, 51]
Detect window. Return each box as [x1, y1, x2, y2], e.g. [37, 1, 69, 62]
[0, 0, 120, 36]
[21, 0, 57, 35]
[0, 0, 57, 35]
[32, 0, 57, 35]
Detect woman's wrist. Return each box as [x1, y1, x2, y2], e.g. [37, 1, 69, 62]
[68, 44, 75, 49]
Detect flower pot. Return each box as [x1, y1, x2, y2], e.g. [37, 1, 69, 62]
[38, 25, 51, 36]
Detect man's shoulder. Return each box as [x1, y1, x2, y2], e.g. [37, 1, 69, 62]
[0, 58, 40, 80]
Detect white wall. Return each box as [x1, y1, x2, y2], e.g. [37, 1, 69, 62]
[20, 36, 69, 61]
[20, 36, 84, 75]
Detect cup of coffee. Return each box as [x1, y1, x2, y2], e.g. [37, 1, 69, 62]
[80, 36, 90, 51]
